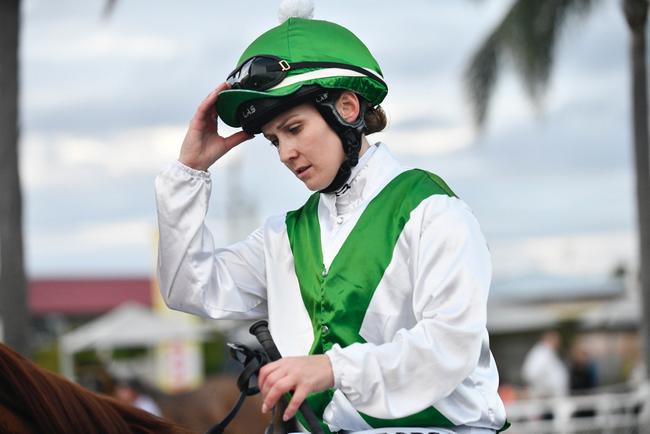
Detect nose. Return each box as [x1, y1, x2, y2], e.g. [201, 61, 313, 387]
[278, 139, 299, 164]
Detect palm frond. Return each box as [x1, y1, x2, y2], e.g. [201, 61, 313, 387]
[464, 0, 599, 128]
[464, 32, 502, 127]
[102, 0, 117, 19]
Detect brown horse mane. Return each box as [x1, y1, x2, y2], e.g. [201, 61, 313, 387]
[0, 343, 194, 434]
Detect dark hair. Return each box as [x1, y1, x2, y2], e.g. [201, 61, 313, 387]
[365, 105, 387, 134]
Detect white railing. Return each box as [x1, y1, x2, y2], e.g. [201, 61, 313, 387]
[504, 383, 650, 434]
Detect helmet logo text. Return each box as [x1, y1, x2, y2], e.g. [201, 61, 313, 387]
[242, 105, 256, 119]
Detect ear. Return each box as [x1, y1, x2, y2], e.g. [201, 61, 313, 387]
[335, 91, 360, 123]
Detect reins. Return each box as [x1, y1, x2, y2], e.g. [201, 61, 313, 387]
[205, 320, 324, 434]
[205, 343, 267, 434]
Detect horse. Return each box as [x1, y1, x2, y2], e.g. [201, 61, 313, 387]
[0, 343, 193, 434]
[153, 375, 276, 434]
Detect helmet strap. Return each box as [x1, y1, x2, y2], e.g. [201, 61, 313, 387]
[313, 90, 368, 194]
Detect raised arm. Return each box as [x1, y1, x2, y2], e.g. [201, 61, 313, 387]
[155, 85, 265, 320]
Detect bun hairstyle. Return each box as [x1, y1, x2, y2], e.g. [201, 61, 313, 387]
[365, 105, 387, 135]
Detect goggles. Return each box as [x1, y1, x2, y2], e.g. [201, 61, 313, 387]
[225, 55, 386, 92]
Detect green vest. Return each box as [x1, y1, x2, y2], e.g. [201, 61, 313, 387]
[285, 169, 457, 433]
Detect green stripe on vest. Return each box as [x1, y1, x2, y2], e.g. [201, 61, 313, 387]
[286, 169, 457, 432]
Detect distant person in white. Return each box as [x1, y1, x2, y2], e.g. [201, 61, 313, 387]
[522, 331, 569, 398]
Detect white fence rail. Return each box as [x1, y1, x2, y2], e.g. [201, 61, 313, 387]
[504, 383, 650, 434]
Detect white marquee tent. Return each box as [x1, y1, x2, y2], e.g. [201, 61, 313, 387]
[58, 303, 220, 381]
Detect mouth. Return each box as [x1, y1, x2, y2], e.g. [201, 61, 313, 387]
[295, 165, 312, 179]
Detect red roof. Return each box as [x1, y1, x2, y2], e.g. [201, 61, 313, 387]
[30, 278, 152, 315]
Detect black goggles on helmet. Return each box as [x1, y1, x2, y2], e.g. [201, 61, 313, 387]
[225, 55, 386, 92]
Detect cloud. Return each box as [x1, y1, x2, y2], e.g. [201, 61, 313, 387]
[26, 218, 157, 275]
[379, 125, 472, 156]
[25, 31, 179, 64]
[21, 125, 186, 190]
[19, 0, 636, 284]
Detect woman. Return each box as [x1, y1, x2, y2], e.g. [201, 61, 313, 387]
[155, 14, 507, 434]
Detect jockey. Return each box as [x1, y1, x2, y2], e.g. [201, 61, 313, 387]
[155, 3, 508, 434]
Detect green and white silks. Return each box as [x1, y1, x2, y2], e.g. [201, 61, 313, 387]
[286, 167, 458, 432]
[155, 143, 507, 432]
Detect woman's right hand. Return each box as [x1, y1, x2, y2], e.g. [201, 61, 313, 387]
[178, 82, 253, 171]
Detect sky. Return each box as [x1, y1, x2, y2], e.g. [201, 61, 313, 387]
[19, 0, 637, 298]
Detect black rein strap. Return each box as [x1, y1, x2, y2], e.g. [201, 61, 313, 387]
[205, 344, 267, 434]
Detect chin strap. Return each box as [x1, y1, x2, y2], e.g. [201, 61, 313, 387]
[313, 90, 368, 194]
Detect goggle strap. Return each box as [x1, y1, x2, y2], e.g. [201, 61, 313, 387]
[287, 61, 385, 86]
[228, 57, 385, 87]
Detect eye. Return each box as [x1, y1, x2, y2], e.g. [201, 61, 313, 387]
[288, 124, 301, 134]
[264, 134, 279, 147]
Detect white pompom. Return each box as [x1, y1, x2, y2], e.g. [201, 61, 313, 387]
[278, 0, 314, 23]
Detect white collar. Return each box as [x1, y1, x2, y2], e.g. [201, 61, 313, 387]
[320, 143, 403, 216]
[333, 143, 377, 196]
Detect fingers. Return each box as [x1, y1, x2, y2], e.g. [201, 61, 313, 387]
[192, 82, 231, 128]
[263, 376, 294, 414]
[284, 385, 309, 421]
[224, 130, 254, 150]
[258, 360, 280, 392]
[259, 356, 333, 419]
[200, 82, 230, 112]
[259, 363, 284, 397]
[260, 362, 291, 414]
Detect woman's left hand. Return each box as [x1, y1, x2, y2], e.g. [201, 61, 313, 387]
[258, 354, 334, 421]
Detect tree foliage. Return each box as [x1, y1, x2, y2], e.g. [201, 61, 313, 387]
[464, 0, 599, 127]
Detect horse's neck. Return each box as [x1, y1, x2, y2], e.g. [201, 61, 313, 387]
[0, 343, 193, 434]
[0, 401, 36, 434]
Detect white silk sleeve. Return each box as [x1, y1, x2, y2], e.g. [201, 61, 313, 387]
[155, 161, 267, 319]
[325, 195, 491, 418]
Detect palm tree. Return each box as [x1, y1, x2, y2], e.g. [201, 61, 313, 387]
[0, 0, 29, 356]
[465, 0, 650, 377]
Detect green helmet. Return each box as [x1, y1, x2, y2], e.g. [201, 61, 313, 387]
[216, 17, 388, 130]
